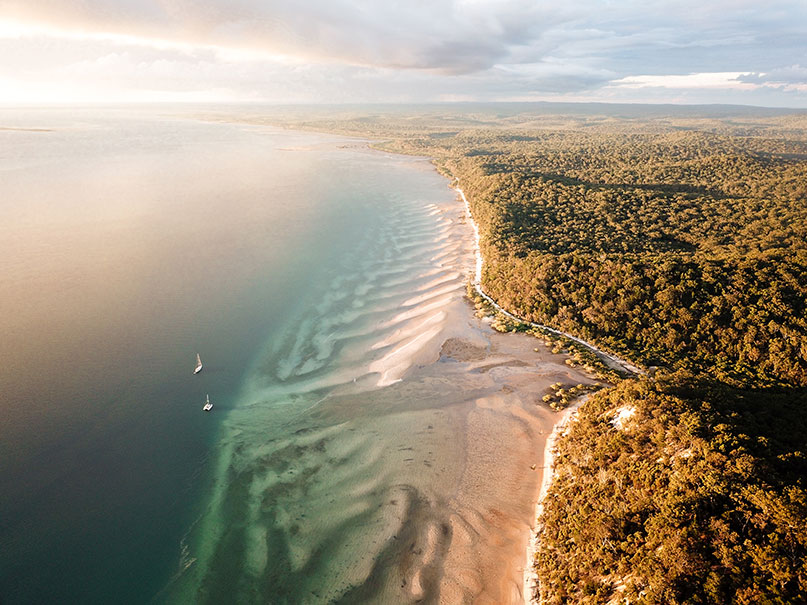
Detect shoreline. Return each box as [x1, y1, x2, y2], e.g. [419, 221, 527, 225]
[178, 119, 622, 601]
[449, 177, 646, 602]
[453, 182, 644, 377]
[350, 159, 604, 602]
[522, 395, 587, 602]
[258, 125, 638, 600]
[339, 151, 634, 601]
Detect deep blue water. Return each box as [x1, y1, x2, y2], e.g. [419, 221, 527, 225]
[0, 108, 458, 603]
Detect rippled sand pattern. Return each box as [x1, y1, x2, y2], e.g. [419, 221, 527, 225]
[168, 165, 596, 604]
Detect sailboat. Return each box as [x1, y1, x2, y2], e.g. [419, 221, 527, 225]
[203, 394, 213, 412]
[194, 353, 203, 375]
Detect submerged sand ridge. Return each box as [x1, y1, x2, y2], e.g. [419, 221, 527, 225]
[271, 321, 596, 604]
[166, 144, 596, 603]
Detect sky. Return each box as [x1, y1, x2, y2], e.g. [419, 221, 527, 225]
[0, 0, 805, 106]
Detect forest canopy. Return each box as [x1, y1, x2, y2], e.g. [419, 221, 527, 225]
[384, 124, 807, 388]
[535, 373, 807, 603]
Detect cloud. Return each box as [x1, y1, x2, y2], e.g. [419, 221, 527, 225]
[0, 0, 805, 106]
[738, 65, 807, 92]
[0, 0, 570, 74]
[10, 0, 802, 75]
[611, 72, 753, 90]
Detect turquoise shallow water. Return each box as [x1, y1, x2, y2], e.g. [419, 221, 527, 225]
[0, 109, 463, 603]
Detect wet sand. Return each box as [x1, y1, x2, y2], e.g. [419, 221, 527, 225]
[336, 189, 598, 603]
[381, 317, 596, 603]
[298, 304, 597, 604]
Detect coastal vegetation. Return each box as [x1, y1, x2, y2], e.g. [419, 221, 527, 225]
[536, 373, 807, 603]
[220, 104, 807, 602]
[388, 124, 807, 388]
[466, 279, 626, 383]
[385, 108, 807, 602]
[428, 114, 807, 602]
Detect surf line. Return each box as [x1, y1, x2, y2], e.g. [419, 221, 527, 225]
[452, 179, 644, 377]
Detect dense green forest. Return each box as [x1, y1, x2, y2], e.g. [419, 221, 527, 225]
[536, 373, 807, 603]
[217, 104, 807, 602]
[386, 126, 807, 388]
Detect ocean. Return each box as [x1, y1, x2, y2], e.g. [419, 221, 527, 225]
[0, 108, 474, 603]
